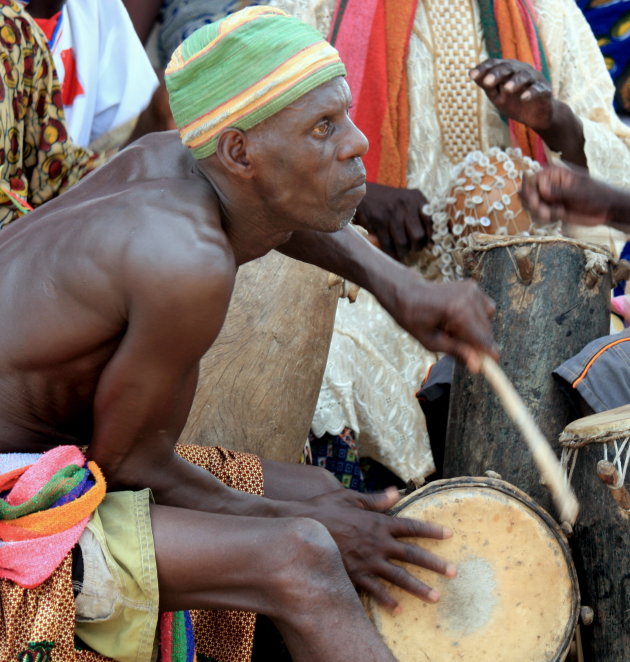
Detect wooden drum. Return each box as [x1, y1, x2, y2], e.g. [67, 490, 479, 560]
[444, 235, 613, 513]
[177, 250, 341, 462]
[365, 477, 579, 661]
[559, 405, 630, 661]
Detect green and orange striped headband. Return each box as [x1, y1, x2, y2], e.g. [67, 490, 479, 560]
[165, 6, 346, 159]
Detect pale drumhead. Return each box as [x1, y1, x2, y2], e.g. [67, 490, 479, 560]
[561, 403, 630, 442]
[365, 478, 578, 661]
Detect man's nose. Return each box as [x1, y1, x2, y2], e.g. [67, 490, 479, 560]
[339, 120, 369, 160]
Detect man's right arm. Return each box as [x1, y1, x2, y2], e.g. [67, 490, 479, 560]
[279, 223, 498, 372]
[87, 246, 456, 609]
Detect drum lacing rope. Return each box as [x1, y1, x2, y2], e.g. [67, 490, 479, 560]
[467, 234, 614, 256]
[560, 431, 630, 490]
[465, 235, 614, 291]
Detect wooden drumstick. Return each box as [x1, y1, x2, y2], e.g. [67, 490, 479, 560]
[478, 354, 579, 526]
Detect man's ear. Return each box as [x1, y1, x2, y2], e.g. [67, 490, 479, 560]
[215, 128, 254, 178]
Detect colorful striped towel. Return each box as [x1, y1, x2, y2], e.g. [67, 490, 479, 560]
[0, 445, 106, 588]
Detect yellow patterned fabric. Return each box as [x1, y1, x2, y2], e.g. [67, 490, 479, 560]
[0, 445, 264, 662]
[0, 0, 101, 230]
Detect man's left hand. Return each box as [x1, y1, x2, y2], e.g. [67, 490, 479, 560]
[296, 486, 456, 610]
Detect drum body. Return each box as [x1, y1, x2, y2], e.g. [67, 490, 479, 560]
[177, 250, 340, 462]
[365, 477, 579, 661]
[560, 405, 630, 661]
[444, 236, 612, 512]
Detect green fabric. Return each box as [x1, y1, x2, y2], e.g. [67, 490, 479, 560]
[171, 611, 188, 661]
[476, 0, 550, 82]
[166, 7, 346, 158]
[0, 465, 86, 520]
[477, 0, 502, 61]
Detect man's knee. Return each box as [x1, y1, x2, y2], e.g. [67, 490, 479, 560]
[280, 517, 340, 571]
[269, 517, 347, 611]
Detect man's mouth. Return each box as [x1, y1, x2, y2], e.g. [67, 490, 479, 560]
[348, 174, 367, 190]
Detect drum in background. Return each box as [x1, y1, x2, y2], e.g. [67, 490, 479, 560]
[364, 477, 579, 661]
[559, 405, 630, 661]
[444, 235, 613, 514]
[177, 250, 341, 462]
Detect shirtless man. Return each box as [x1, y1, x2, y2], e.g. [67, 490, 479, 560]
[0, 8, 497, 661]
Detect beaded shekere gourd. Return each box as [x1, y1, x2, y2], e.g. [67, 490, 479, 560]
[424, 146, 561, 279]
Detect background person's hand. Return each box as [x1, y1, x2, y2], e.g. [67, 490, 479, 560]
[470, 58, 554, 131]
[354, 182, 432, 259]
[520, 164, 614, 227]
[299, 486, 456, 610]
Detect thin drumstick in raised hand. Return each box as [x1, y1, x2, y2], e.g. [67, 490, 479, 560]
[478, 353, 579, 526]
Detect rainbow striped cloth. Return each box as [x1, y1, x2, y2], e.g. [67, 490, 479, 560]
[478, 0, 551, 164]
[0, 445, 106, 588]
[160, 611, 198, 662]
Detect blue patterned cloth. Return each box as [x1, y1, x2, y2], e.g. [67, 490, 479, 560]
[576, 0, 630, 113]
[158, 0, 263, 66]
[308, 427, 405, 493]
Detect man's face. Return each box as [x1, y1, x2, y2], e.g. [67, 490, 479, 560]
[247, 77, 368, 233]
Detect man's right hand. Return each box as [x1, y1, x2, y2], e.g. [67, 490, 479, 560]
[383, 271, 498, 374]
[354, 182, 432, 259]
[293, 486, 456, 611]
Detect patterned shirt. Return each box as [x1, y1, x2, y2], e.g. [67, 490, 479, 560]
[0, 0, 101, 229]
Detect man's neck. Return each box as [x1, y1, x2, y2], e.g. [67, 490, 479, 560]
[194, 162, 293, 266]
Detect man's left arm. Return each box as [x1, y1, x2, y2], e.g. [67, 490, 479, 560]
[278, 224, 498, 371]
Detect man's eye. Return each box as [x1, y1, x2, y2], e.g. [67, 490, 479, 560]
[313, 120, 332, 136]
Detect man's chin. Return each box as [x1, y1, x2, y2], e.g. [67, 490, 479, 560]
[327, 212, 355, 233]
[309, 208, 357, 233]
[339, 212, 355, 229]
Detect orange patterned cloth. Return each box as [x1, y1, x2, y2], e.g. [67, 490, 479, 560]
[0, 445, 264, 662]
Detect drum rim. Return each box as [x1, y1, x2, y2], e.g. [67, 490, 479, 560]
[380, 476, 580, 662]
[560, 403, 630, 447]
[464, 233, 614, 258]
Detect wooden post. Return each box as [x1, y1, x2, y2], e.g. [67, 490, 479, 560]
[178, 250, 340, 462]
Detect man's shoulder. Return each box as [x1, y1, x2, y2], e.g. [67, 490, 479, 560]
[104, 131, 196, 185]
[55, 131, 217, 216]
[120, 188, 235, 302]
